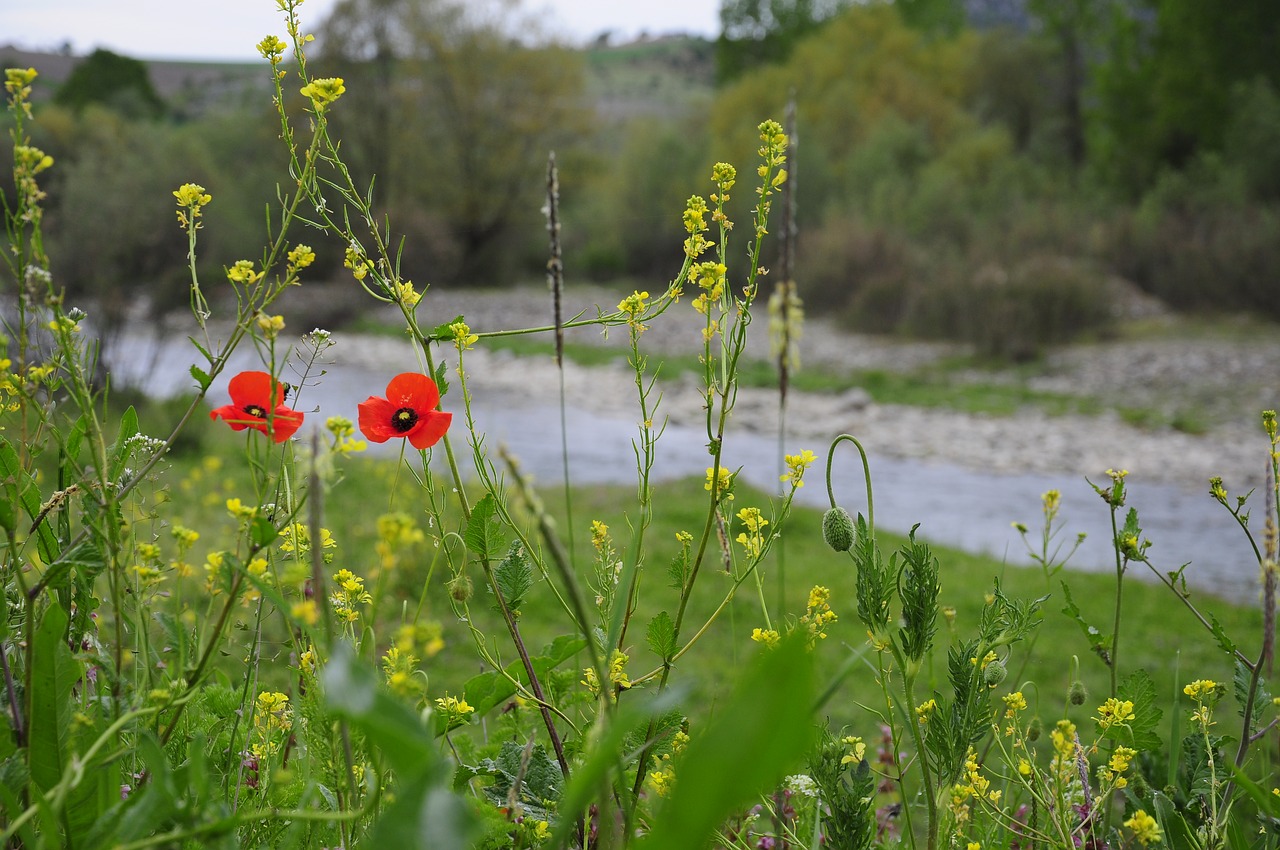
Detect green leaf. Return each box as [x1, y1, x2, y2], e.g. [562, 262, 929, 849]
[1060, 581, 1111, 664]
[250, 515, 279, 548]
[190, 365, 212, 391]
[431, 359, 450, 399]
[108, 405, 140, 480]
[493, 541, 532, 614]
[640, 635, 816, 850]
[646, 611, 676, 660]
[463, 493, 504, 561]
[1107, 670, 1163, 752]
[427, 315, 465, 341]
[321, 642, 478, 849]
[0, 437, 59, 563]
[28, 603, 79, 793]
[1206, 613, 1238, 656]
[460, 634, 586, 721]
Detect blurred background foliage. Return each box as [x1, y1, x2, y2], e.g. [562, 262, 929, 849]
[3, 0, 1280, 362]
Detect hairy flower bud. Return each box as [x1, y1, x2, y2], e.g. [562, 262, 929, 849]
[822, 506, 855, 552]
[1026, 716, 1042, 742]
[983, 659, 1007, 687]
[1069, 679, 1088, 705]
[447, 573, 472, 603]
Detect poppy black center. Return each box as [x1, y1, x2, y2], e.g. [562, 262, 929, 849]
[244, 404, 267, 419]
[392, 407, 419, 433]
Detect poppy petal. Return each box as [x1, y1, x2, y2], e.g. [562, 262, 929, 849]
[385, 372, 439, 412]
[407, 410, 452, 449]
[267, 406, 305, 442]
[357, 396, 400, 443]
[210, 404, 253, 431]
[227, 370, 275, 407]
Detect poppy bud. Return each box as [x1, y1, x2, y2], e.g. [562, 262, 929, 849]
[983, 659, 1007, 687]
[1069, 680, 1088, 705]
[1027, 716, 1042, 741]
[822, 507, 855, 552]
[448, 574, 472, 603]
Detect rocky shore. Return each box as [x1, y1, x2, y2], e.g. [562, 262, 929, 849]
[347, 284, 1280, 497]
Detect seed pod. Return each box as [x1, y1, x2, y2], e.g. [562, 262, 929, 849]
[822, 506, 855, 552]
[447, 573, 473, 603]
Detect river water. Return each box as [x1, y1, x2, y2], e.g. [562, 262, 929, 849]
[112, 332, 1263, 605]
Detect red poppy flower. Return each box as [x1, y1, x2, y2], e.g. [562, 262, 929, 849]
[209, 370, 304, 443]
[358, 372, 452, 449]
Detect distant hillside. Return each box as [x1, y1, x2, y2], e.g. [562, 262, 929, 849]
[0, 45, 269, 117]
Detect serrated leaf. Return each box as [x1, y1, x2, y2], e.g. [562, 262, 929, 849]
[190, 364, 212, 391]
[646, 611, 676, 659]
[432, 359, 450, 398]
[1106, 670, 1162, 751]
[666, 554, 686, 591]
[1060, 581, 1111, 663]
[460, 634, 586, 721]
[463, 493, 505, 560]
[428, 315, 466, 341]
[493, 541, 533, 614]
[1206, 613, 1237, 655]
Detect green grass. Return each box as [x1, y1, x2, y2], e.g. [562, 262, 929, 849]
[157, 428, 1266, 747]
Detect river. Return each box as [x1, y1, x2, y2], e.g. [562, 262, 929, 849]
[112, 330, 1264, 605]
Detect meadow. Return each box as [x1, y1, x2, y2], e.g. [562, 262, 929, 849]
[2, 3, 1280, 848]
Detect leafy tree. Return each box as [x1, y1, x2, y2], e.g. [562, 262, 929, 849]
[1090, 0, 1280, 194]
[53, 48, 165, 119]
[314, 0, 587, 285]
[715, 0, 850, 82]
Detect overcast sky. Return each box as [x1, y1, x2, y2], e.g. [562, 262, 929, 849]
[1, 0, 721, 61]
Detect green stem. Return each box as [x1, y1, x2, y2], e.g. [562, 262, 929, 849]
[826, 434, 875, 535]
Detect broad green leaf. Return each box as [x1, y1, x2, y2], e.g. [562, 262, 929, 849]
[366, 772, 479, 850]
[250, 515, 279, 548]
[493, 541, 532, 614]
[0, 437, 59, 563]
[463, 494, 504, 561]
[460, 634, 586, 721]
[28, 603, 78, 793]
[646, 611, 676, 660]
[427, 315, 465, 341]
[640, 635, 816, 849]
[431, 359, 450, 399]
[1106, 670, 1162, 752]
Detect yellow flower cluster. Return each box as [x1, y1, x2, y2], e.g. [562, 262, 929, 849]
[382, 645, 421, 697]
[300, 77, 346, 112]
[691, 261, 726, 316]
[173, 182, 211, 229]
[326, 416, 367, 455]
[435, 694, 474, 728]
[616, 290, 650, 324]
[5, 67, 38, 108]
[780, 449, 816, 488]
[735, 506, 769, 558]
[255, 313, 285, 339]
[255, 690, 292, 732]
[287, 243, 315, 270]
[330, 568, 372, 624]
[582, 649, 632, 702]
[841, 735, 866, 765]
[344, 245, 370, 281]
[800, 585, 837, 642]
[256, 35, 287, 64]
[1094, 697, 1136, 731]
[1124, 810, 1163, 846]
[449, 320, 478, 350]
[704, 465, 733, 499]
[682, 195, 711, 258]
[751, 627, 780, 648]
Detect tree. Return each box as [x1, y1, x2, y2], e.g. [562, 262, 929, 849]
[54, 49, 164, 119]
[716, 0, 850, 82]
[314, 0, 587, 285]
